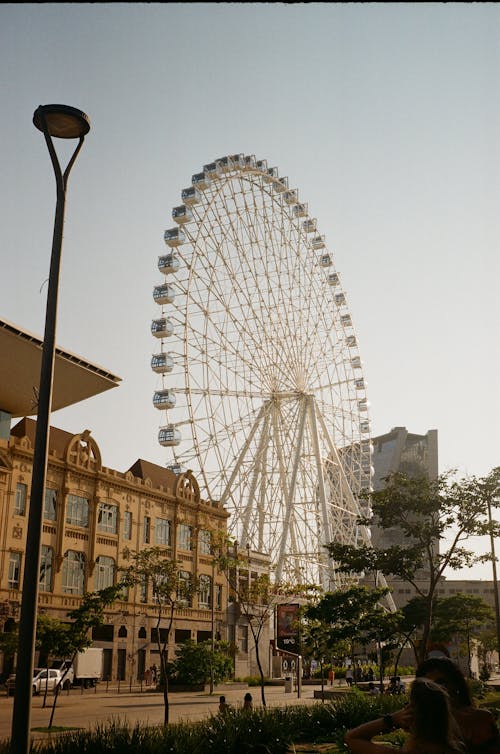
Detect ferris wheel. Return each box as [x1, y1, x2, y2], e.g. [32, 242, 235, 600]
[151, 154, 374, 590]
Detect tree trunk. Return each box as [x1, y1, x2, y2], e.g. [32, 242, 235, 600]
[48, 655, 75, 728]
[48, 683, 60, 729]
[160, 646, 169, 724]
[419, 595, 435, 665]
[254, 642, 266, 707]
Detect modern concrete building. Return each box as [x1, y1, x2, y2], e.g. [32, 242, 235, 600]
[370, 426, 438, 550]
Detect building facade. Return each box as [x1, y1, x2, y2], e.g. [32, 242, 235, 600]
[0, 418, 231, 681]
[370, 426, 438, 550]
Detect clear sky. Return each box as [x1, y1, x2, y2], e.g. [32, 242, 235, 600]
[1, 4, 499, 578]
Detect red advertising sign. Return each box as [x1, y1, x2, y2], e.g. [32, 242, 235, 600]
[276, 604, 299, 652]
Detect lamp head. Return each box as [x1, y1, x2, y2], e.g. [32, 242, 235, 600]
[33, 104, 90, 138]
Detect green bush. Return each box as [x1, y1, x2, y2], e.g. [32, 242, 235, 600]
[168, 640, 233, 687]
[1, 690, 413, 754]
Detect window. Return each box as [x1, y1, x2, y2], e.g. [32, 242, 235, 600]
[174, 628, 191, 644]
[198, 574, 212, 609]
[139, 576, 148, 603]
[8, 552, 21, 589]
[177, 570, 192, 606]
[92, 624, 114, 641]
[62, 550, 85, 594]
[94, 555, 115, 590]
[14, 483, 27, 516]
[198, 529, 212, 555]
[215, 583, 222, 610]
[66, 495, 89, 527]
[97, 503, 118, 534]
[43, 488, 57, 521]
[117, 648, 126, 681]
[177, 524, 192, 551]
[143, 516, 151, 544]
[239, 624, 248, 653]
[122, 510, 132, 540]
[155, 518, 171, 546]
[39, 545, 53, 592]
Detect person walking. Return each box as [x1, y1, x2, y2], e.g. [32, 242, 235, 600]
[345, 677, 464, 754]
[243, 692, 253, 711]
[346, 667, 353, 687]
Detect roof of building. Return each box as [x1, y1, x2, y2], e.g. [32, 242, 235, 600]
[128, 458, 177, 491]
[0, 317, 121, 418]
[11, 417, 75, 459]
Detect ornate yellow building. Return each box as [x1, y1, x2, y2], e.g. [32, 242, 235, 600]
[0, 418, 229, 681]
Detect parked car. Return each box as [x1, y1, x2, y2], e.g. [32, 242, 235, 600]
[6, 667, 73, 696]
[6, 668, 40, 696]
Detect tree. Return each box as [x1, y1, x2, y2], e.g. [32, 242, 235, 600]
[47, 584, 124, 728]
[477, 627, 498, 680]
[327, 468, 500, 664]
[304, 584, 401, 690]
[431, 594, 494, 676]
[36, 614, 73, 708]
[122, 547, 198, 724]
[169, 639, 233, 687]
[300, 615, 348, 700]
[218, 547, 290, 707]
[0, 629, 18, 681]
[398, 596, 431, 664]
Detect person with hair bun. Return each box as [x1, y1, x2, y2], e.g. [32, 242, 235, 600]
[416, 657, 500, 754]
[345, 677, 464, 754]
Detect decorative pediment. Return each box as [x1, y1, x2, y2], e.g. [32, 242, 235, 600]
[175, 470, 200, 503]
[66, 430, 102, 471]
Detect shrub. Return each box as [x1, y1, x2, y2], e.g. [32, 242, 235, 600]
[3, 689, 412, 754]
[169, 640, 233, 687]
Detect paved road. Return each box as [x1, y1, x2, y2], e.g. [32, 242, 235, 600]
[0, 683, 322, 743]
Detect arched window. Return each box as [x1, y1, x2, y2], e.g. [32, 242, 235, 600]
[138, 626, 147, 639]
[94, 556, 115, 590]
[62, 551, 85, 595]
[177, 570, 192, 607]
[39, 545, 53, 592]
[198, 574, 212, 609]
[198, 529, 212, 555]
[177, 524, 192, 551]
[118, 625, 127, 638]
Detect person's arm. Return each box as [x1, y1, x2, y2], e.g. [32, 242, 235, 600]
[345, 708, 412, 754]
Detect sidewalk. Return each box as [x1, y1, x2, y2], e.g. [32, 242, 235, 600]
[0, 682, 321, 742]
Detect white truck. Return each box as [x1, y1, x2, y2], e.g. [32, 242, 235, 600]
[52, 647, 103, 688]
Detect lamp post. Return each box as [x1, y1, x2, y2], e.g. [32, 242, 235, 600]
[487, 495, 500, 663]
[11, 105, 90, 754]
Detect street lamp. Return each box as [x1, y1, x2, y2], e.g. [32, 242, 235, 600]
[487, 495, 500, 663]
[11, 104, 90, 754]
